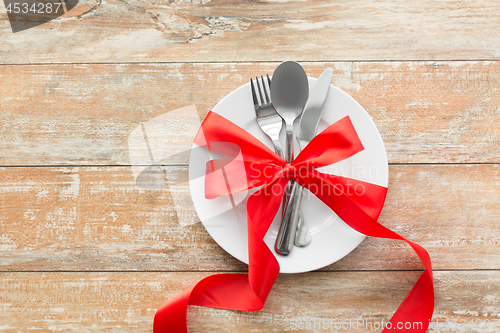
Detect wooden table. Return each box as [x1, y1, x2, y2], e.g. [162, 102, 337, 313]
[1, 1, 500, 332]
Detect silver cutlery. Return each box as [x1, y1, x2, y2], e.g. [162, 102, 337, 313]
[280, 67, 334, 255]
[270, 61, 310, 256]
[251, 75, 285, 159]
[250, 74, 312, 247]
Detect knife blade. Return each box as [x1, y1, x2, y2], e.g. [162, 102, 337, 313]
[275, 67, 334, 255]
[297, 67, 334, 148]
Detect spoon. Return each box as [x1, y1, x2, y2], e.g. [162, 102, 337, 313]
[271, 61, 309, 255]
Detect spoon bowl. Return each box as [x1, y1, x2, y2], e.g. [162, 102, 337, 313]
[270, 61, 309, 162]
[271, 62, 309, 126]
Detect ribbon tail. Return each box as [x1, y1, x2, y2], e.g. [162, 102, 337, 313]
[300, 172, 434, 332]
[383, 269, 434, 332]
[247, 177, 288, 300]
[153, 177, 287, 333]
[153, 285, 193, 333]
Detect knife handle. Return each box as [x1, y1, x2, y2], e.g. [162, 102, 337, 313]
[275, 180, 304, 256]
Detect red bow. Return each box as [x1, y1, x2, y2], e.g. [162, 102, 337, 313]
[154, 111, 434, 332]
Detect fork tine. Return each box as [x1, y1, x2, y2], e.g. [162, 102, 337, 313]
[256, 76, 266, 106]
[250, 78, 260, 107]
[262, 74, 272, 104]
[261, 75, 271, 105]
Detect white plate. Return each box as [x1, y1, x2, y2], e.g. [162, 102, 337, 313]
[189, 78, 388, 273]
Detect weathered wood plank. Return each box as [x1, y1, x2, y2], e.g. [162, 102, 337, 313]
[1, 61, 500, 165]
[1, 0, 500, 63]
[1, 164, 499, 271]
[0, 270, 498, 332]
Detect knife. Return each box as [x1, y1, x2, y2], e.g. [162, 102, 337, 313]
[275, 67, 334, 256]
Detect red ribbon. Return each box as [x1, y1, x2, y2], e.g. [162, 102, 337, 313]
[154, 111, 434, 332]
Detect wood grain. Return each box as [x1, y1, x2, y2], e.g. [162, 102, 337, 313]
[1, 1, 499, 328]
[1, 61, 500, 166]
[0, 271, 499, 332]
[1, 0, 500, 64]
[1, 164, 499, 272]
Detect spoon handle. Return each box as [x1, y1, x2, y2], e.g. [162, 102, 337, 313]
[275, 179, 302, 255]
[284, 125, 294, 163]
[275, 123, 298, 255]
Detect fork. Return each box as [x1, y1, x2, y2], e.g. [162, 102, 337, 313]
[250, 75, 311, 248]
